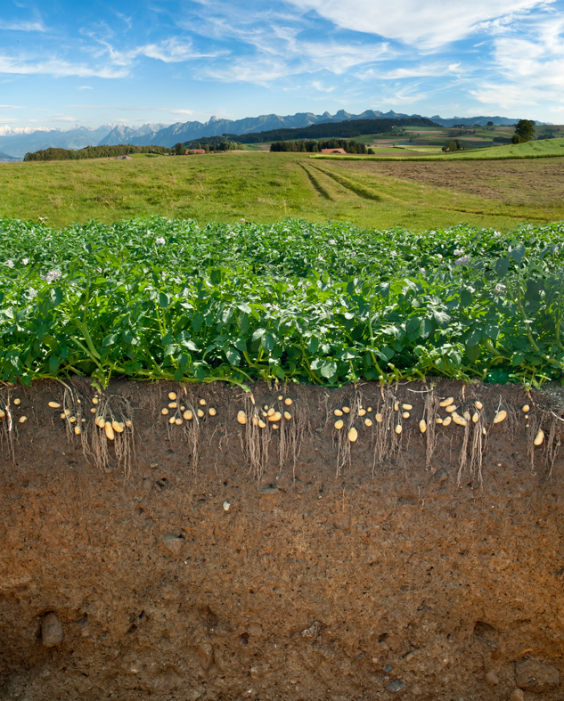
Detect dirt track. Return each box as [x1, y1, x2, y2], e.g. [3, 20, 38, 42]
[1, 380, 564, 700]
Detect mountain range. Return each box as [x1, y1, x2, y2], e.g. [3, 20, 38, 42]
[0, 110, 544, 159]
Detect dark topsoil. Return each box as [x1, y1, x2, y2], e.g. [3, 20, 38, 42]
[1, 379, 564, 701]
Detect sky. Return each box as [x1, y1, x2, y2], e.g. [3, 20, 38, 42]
[1, 0, 564, 132]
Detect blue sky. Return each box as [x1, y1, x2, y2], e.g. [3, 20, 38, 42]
[1, 0, 564, 132]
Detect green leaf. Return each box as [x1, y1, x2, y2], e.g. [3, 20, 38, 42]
[192, 313, 204, 332]
[226, 347, 241, 365]
[509, 244, 525, 264]
[495, 257, 510, 277]
[252, 328, 266, 341]
[261, 333, 275, 352]
[460, 288, 473, 307]
[320, 361, 337, 378]
[158, 292, 170, 308]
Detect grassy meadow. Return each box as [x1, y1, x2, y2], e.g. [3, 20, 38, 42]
[2, 148, 564, 230]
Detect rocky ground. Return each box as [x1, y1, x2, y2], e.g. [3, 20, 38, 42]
[1, 379, 563, 701]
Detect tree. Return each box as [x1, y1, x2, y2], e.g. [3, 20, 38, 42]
[174, 142, 184, 155]
[514, 119, 535, 143]
[487, 121, 494, 126]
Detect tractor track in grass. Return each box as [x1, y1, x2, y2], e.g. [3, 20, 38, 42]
[309, 163, 553, 221]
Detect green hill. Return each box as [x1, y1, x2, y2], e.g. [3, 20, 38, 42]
[446, 137, 564, 159]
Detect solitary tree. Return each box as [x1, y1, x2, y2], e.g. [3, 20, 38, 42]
[513, 119, 535, 143]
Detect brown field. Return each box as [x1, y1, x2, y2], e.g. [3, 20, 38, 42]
[332, 156, 564, 206]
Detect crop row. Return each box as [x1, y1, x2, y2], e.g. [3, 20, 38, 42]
[0, 217, 563, 388]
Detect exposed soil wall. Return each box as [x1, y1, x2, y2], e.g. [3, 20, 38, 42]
[1, 380, 564, 701]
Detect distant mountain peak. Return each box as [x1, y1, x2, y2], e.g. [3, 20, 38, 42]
[0, 109, 550, 158]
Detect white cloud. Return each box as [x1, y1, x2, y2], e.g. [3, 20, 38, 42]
[357, 62, 464, 80]
[471, 15, 564, 110]
[0, 55, 128, 78]
[136, 37, 225, 62]
[286, 0, 555, 50]
[78, 86, 93, 90]
[0, 20, 46, 32]
[311, 81, 335, 93]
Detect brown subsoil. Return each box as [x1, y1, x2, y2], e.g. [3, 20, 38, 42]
[334, 158, 564, 205]
[1, 380, 564, 701]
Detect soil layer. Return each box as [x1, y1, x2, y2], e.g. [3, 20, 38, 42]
[1, 380, 564, 701]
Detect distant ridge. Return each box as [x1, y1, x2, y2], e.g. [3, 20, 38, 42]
[0, 110, 551, 157]
[0, 151, 20, 162]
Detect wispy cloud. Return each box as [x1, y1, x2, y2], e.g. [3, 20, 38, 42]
[0, 20, 46, 32]
[0, 55, 128, 78]
[286, 0, 556, 50]
[471, 15, 564, 110]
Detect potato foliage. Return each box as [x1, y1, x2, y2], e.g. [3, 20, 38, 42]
[0, 217, 562, 388]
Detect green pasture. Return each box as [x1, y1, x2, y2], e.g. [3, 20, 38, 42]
[2, 150, 564, 231]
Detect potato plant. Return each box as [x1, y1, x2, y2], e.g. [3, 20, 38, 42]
[0, 217, 562, 388]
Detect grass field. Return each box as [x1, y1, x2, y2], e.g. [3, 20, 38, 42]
[2, 149, 564, 230]
[317, 136, 564, 162]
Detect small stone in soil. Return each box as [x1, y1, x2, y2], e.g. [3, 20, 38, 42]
[510, 689, 525, 701]
[301, 621, 321, 639]
[485, 670, 499, 686]
[197, 643, 214, 670]
[162, 534, 183, 555]
[515, 658, 560, 692]
[41, 612, 63, 647]
[386, 679, 406, 693]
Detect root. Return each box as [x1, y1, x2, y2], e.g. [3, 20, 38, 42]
[456, 421, 471, 487]
[176, 389, 199, 475]
[371, 390, 402, 475]
[545, 415, 561, 476]
[85, 391, 135, 475]
[424, 390, 437, 470]
[336, 389, 361, 477]
[0, 388, 16, 463]
[280, 402, 307, 483]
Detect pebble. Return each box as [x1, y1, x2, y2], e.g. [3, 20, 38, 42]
[300, 621, 321, 639]
[41, 612, 63, 647]
[387, 679, 406, 693]
[510, 690, 525, 701]
[162, 534, 184, 555]
[485, 670, 499, 686]
[515, 658, 560, 692]
[197, 643, 214, 670]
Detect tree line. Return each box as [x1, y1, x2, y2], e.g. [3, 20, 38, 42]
[177, 138, 245, 153]
[24, 144, 171, 161]
[270, 139, 373, 154]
